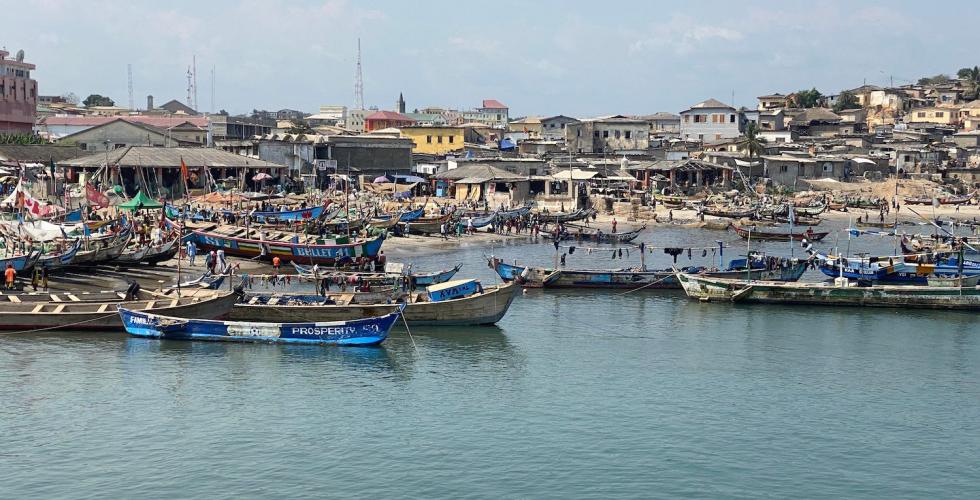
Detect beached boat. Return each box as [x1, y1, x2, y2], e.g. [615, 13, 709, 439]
[72, 231, 132, 265]
[38, 239, 81, 269]
[536, 208, 595, 224]
[367, 216, 400, 230]
[731, 223, 829, 242]
[701, 206, 756, 219]
[816, 254, 980, 284]
[252, 205, 327, 222]
[0, 250, 42, 275]
[0, 287, 239, 331]
[541, 225, 645, 244]
[400, 212, 455, 235]
[677, 272, 980, 310]
[230, 280, 517, 326]
[115, 237, 180, 266]
[854, 219, 896, 229]
[188, 225, 384, 265]
[119, 304, 403, 345]
[498, 205, 531, 220]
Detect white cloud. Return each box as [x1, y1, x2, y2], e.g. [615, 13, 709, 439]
[630, 14, 743, 55]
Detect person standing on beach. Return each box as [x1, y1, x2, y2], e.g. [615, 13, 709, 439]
[4, 264, 15, 290]
[612, 218, 618, 233]
[272, 255, 282, 275]
[187, 240, 197, 266]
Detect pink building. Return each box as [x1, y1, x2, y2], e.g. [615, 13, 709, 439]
[0, 49, 38, 134]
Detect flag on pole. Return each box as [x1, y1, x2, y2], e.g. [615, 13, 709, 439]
[180, 157, 189, 180]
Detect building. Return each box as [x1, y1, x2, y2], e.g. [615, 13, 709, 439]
[432, 163, 529, 206]
[508, 116, 543, 137]
[757, 93, 791, 110]
[679, 98, 741, 142]
[0, 48, 38, 134]
[398, 126, 464, 155]
[757, 110, 786, 131]
[364, 111, 415, 132]
[637, 112, 681, 133]
[565, 116, 651, 154]
[475, 99, 509, 128]
[208, 114, 274, 141]
[540, 115, 580, 140]
[345, 108, 370, 133]
[905, 106, 957, 126]
[60, 146, 285, 196]
[255, 133, 413, 181]
[307, 105, 347, 128]
[403, 112, 449, 127]
[789, 108, 847, 137]
[763, 155, 849, 187]
[155, 99, 198, 115]
[959, 100, 980, 130]
[54, 118, 198, 152]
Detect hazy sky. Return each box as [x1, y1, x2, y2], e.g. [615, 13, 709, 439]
[6, 0, 978, 117]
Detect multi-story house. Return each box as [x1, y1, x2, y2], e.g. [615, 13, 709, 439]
[0, 48, 37, 134]
[679, 98, 741, 142]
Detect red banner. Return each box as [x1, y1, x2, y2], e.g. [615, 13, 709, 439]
[86, 183, 109, 209]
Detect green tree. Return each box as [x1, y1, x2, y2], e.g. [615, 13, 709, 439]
[958, 67, 974, 79]
[794, 88, 823, 108]
[833, 90, 860, 112]
[0, 133, 48, 145]
[738, 122, 766, 158]
[82, 94, 115, 107]
[916, 74, 951, 86]
[961, 66, 980, 99]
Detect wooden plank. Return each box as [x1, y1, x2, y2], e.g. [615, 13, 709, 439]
[53, 304, 65, 313]
[97, 304, 109, 313]
[32, 304, 44, 313]
[67, 294, 81, 302]
[8, 295, 20, 303]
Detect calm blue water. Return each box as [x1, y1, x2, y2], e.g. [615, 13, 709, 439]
[2, 224, 979, 499]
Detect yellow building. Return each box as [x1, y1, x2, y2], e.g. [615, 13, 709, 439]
[906, 106, 957, 125]
[959, 100, 980, 129]
[399, 126, 464, 154]
[508, 116, 543, 136]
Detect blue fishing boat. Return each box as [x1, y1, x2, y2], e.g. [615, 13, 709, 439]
[290, 262, 461, 288]
[63, 209, 83, 222]
[427, 279, 481, 302]
[0, 250, 42, 275]
[252, 205, 325, 222]
[464, 211, 497, 229]
[817, 255, 980, 284]
[117, 304, 404, 346]
[497, 205, 531, 220]
[38, 239, 81, 269]
[398, 208, 425, 222]
[188, 226, 385, 265]
[410, 263, 462, 286]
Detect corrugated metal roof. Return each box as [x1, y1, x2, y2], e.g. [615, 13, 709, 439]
[60, 146, 286, 169]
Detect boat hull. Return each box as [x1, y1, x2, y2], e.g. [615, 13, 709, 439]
[230, 282, 518, 326]
[121, 305, 402, 345]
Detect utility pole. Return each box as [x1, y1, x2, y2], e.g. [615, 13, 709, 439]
[193, 55, 198, 113]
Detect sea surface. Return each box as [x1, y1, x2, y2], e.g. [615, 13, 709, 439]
[2, 222, 980, 499]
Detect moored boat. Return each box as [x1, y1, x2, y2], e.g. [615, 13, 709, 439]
[677, 272, 980, 310]
[0, 287, 239, 331]
[230, 281, 517, 326]
[731, 223, 829, 242]
[188, 225, 384, 265]
[119, 304, 403, 345]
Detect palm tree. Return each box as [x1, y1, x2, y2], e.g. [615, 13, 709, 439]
[966, 66, 980, 100]
[739, 122, 766, 158]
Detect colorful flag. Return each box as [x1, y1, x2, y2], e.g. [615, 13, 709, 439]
[180, 157, 189, 180]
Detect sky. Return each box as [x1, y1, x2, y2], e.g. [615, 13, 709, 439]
[5, 0, 979, 118]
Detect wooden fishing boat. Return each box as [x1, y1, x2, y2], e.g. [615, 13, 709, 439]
[119, 304, 403, 345]
[541, 225, 645, 244]
[38, 239, 81, 269]
[854, 220, 896, 229]
[677, 272, 980, 310]
[230, 280, 517, 326]
[701, 206, 756, 218]
[291, 262, 461, 288]
[188, 225, 384, 265]
[927, 275, 980, 287]
[904, 196, 934, 205]
[242, 285, 404, 306]
[535, 208, 595, 224]
[792, 203, 827, 216]
[941, 195, 973, 205]
[498, 205, 531, 220]
[0, 288, 239, 331]
[462, 211, 498, 229]
[400, 212, 455, 235]
[0, 250, 42, 275]
[115, 237, 180, 266]
[252, 205, 327, 222]
[731, 224, 828, 242]
[70, 231, 132, 265]
[489, 257, 807, 289]
[488, 258, 562, 288]
[828, 201, 848, 211]
[367, 216, 400, 230]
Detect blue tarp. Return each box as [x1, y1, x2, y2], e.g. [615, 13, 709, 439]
[499, 138, 516, 150]
[392, 174, 426, 183]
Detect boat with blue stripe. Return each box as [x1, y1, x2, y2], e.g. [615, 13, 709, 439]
[38, 239, 81, 269]
[1, 250, 42, 275]
[118, 304, 404, 346]
[251, 205, 326, 222]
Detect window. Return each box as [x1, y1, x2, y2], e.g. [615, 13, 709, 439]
[684, 115, 690, 122]
[593, 131, 599, 138]
[936, 112, 944, 118]
[426, 135, 432, 143]
[437, 135, 443, 144]
[715, 134, 722, 140]
[603, 130, 609, 138]
[698, 134, 704, 141]
[615, 130, 621, 139]
[730, 114, 736, 123]
[779, 165, 788, 173]
[625, 130, 631, 139]
[917, 112, 925, 118]
[448, 135, 454, 143]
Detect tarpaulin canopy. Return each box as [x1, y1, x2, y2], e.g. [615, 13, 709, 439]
[391, 174, 426, 183]
[117, 191, 163, 211]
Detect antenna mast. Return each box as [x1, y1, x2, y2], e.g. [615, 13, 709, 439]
[193, 55, 198, 112]
[210, 65, 215, 114]
[186, 65, 193, 109]
[354, 38, 364, 109]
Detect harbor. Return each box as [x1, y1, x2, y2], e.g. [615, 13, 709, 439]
[5, 1, 980, 497]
